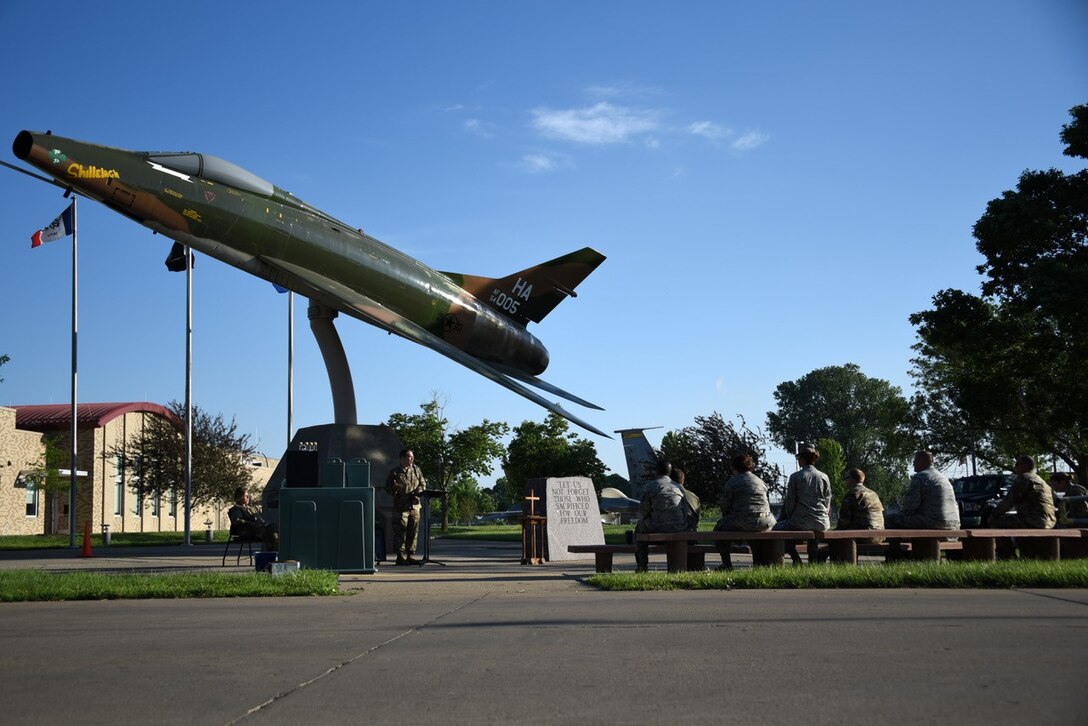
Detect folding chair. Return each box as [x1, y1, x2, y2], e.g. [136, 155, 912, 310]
[222, 527, 259, 566]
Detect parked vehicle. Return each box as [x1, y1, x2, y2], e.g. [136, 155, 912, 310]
[951, 474, 1013, 526]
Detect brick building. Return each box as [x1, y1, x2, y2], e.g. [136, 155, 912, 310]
[0, 403, 276, 537]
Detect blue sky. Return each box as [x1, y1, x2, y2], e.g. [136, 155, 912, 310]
[1, 1, 1085, 485]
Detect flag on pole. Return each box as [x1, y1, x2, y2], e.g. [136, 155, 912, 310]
[31, 203, 74, 248]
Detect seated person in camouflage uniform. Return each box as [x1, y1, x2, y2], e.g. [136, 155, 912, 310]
[1049, 472, 1088, 521]
[835, 468, 885, 539]
[773, 443, 831, 564]
[227, 487, 279, 551]
[885, 451, 960, 530]
[634, 460, 689, 573]
[989, 456, 1056, 559]
[714, 454, 776, 570]
[815, 468, 883, 562]
[990, 455, 1056, 529]
[669, 464, 701, 532]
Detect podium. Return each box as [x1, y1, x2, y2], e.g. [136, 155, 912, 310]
[417, 489, 448, 566]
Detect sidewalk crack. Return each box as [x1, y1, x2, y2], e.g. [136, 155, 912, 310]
[225, 593, 489, 725]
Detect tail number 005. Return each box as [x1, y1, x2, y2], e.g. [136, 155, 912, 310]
[489, 288, 520, 314]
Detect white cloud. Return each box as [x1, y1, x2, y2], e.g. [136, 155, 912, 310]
[732, 130, 770, 151]
[531, 102, 659, 144]
[463, 118, 494, 138]
[687, 120, 732, 140]
[519, 153, 559, 174]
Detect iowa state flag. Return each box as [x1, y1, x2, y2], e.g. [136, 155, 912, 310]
[31, 203, 74, 248]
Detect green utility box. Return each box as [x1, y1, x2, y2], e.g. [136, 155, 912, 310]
[346, 458, 370, 488]
[279, 487, 376, 573]
[318, 457, 371, 488]
[321, 458, 346, 487]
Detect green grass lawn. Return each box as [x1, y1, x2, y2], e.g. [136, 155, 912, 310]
[588, 559, 1088, 591]
[0, 569, 342, 601]
[0, 530, 233, 550]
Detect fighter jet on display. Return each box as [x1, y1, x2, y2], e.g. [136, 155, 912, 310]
[11, 131, 607, 436]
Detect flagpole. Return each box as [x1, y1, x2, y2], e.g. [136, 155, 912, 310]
[288, 291, 294, 446]
[183, 245, 193, 546]
[68, 196, 78, 548]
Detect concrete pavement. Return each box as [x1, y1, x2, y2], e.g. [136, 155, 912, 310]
[1, 538, 1086, 724]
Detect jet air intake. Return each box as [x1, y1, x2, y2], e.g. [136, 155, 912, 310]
[13, 130, 34, 160]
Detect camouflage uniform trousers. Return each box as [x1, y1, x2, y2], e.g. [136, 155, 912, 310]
[988, 511, 1054, 559]
[714, 515, 775, 568]
[634, 518, 688, 572]
[393, 504, 422, 558]
[772, 519, 825, 564]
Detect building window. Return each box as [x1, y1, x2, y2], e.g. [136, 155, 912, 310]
[25, 482, 38, 517]
[168, 489, 177, 518]
[151, 490, 160, 517]
[132, 475, 142, 515]
[113, 455, 123, 516]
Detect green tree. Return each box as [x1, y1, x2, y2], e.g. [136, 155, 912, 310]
[484, 476, 515, 511]
[599, 472, 631, 497]
[814, 438, 847, 507]
[443, 473, 499, 523]
[386, 394, 508, 530]
[26, 435, 68, 496]
[766, 364, 915, 498]
[910, 104, 1088, 482]
[111, 401, 256, 508]
[0, 353, 9, 383]
[445, 474, 480, 524]
[24, 436, 69, 535]
[503, 414, 608, 499]
[659, 412, 785, 504]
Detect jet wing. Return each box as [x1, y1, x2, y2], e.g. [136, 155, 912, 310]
[263, 257, 611, 438]
[494, 364, 604, 410]
[600, 487, 641, 514]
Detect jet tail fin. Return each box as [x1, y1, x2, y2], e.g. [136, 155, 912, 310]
[614, 427, 663, 500]
[442, 247, 605, 326]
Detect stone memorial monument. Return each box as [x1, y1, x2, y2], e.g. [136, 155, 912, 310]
[531, 476, 604, 561]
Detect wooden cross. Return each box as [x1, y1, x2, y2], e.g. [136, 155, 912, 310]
[525, 489, 540, 517]
[521, 488, 545, 565]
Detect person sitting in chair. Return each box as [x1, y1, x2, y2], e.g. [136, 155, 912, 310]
[227, 487, 279, 551]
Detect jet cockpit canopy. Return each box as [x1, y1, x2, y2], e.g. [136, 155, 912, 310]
[145, 151, 274, 197]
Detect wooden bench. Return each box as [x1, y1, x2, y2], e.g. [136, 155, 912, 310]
[568, 544, 717, 573]
[637, 531, 817, 571]
[813, 529, 967, 564]
[961, 528, 1082, 561]
[1058, 529, 1088, 559]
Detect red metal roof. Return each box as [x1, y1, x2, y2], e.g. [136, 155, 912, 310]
[12, 402, 177, 431]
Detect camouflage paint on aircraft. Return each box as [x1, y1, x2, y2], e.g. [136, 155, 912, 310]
[13, 130, 608, 436]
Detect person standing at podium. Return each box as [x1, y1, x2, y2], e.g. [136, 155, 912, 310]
[386, 448, 427, 565]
